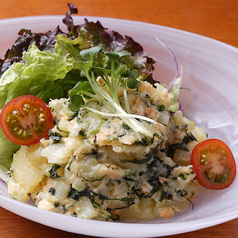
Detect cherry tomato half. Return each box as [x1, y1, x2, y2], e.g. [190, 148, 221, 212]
[191, 139, 236, 190]
[0, 95, 53, 145]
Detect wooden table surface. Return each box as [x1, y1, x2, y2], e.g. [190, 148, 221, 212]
[0, 0, 238, 237]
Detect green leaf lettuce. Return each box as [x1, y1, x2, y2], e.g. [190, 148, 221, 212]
[0, 38, 76, 169]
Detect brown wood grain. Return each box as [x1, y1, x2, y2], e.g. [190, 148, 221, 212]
[0, 0, 238, 237]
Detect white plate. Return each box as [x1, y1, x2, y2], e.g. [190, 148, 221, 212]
[0, 16, 238, 238]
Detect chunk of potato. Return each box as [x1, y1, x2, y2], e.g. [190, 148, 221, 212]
[8, 146, 45, 202]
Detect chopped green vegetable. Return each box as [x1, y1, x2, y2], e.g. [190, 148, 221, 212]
[49, 164, 61, 179]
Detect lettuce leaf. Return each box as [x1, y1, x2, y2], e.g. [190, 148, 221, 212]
[0, 3, 157, 170]
[2, 43, 74, 105]
[0, 26, 64, 77]
[63, 4, 156, 81]
[0, 129, 20, 171]
[0, 39, 76, 169]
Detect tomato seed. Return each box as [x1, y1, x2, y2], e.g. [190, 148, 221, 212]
[38, 118, 45, 123]
[17, 129, 23, 135]
[10, 119, 16, 125]
[23, 104, 30, 113]
[13, 127, 19, 132]
[32, 107, 39, 114]
[200, 158, 205, 164]
[205, 169, 212, 179]
[22, 130, 27, 137]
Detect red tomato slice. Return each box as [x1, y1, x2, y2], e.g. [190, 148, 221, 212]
[0, 95, 53, 145]
[191, 139, 236, 190]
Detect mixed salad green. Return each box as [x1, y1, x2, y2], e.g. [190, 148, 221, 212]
[0, 4, 172, 172]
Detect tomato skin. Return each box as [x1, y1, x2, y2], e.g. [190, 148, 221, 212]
[0, 95, 53, 145]
[191, 139, 236, 190]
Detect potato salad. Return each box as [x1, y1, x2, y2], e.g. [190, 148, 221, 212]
[8, 79, 206, 221]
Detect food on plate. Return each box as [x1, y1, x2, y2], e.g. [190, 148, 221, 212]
[191, 139, 236, 190]
[7, 81, 205, 221]
[0, 95, 53, 145]
[0, 4, 236, 221]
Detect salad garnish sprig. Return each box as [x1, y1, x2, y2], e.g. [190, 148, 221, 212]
[68, 46, 157, 140]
